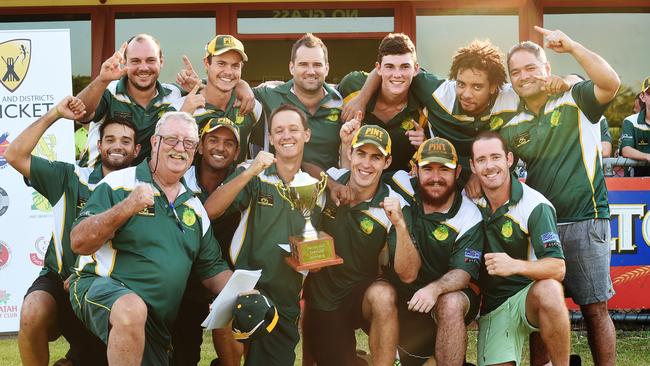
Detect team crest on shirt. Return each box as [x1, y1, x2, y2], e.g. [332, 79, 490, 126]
[501, 220, 513, 239]
[550, 109, 561, 127]
[489, 116, 504, 130]
[326, 109, 340, 122]
[235, 114, 245, 125]
[182, 208, 196, 227]
[137, 205, 155, 216]
[400, 118, 416, 131]
[513, 131, 530, 148]
[360, 217, 374, 235]
[433, 225, 449, 241]
[323, 205, 337, 219]
[76, 198, 87, 211]
[257, 193, 274, 207]
[639, 138, 648, 146]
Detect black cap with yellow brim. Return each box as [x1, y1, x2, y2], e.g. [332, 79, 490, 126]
[232, 294, 279, 342]
[200, 117, 241, 145]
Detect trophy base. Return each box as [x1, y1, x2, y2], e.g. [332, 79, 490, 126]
[285, 255, 344, 271]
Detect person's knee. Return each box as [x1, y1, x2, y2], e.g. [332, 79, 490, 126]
[364, 282, 396, 316]
[20, 291, 57, 331]
[110, 293, 147, 330]
[434, 291, 466, 321]
[581, 301, 609, 319]
[530, 280, 565, 311]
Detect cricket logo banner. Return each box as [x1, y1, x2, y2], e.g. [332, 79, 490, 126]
[0, 39, 31, 93]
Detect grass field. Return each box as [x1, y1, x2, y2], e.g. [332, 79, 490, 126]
[1, 330, 649, 366]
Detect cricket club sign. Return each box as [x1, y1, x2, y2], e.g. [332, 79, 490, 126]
[0, 39, 31, 93]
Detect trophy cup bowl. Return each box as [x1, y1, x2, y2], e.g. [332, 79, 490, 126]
[276, 172, 343, 271]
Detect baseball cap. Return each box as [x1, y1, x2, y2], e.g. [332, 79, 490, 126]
[413, 137, 458, 169]
[205, 35, 248, 62]
[200, 117, 240, 144]
[351, 125, 392, 156]
[232, 293, 279, 342]
[642, 76, 650, 94]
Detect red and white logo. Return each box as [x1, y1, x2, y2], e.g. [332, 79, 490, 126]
[0, 241, 10, 270]
[29, 236, 48, 266]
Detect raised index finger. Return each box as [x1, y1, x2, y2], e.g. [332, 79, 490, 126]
[182, 55, 195, 72]
[533, 25, 551, 36]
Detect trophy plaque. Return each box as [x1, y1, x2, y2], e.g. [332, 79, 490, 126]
[276, 172, 344, 271]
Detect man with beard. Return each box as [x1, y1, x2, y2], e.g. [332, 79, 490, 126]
[304, 125, 417, 366]
[172, 118, 243, 366]
[500, 27, 620, 366]
[204, 104, 323, 366]
[337, 33, 428, 172]
[177, 35, 263, 164]
[76, 34, 183, 167]
[387, 137, 483, 366]
[470, 132, 569, 366]
[5, 96, 140, 366]
[69, 112, 231, 366]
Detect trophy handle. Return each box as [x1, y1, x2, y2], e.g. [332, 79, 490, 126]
[275, 182, 296, 210]
[317, 172, 328, 197]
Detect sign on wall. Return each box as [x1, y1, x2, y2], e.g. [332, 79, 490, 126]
[0, 29, 73, 332]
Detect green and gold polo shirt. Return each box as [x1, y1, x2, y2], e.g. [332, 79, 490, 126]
[80, 77, 182, 167]
[619, 110, 650, 176]
[499, 81, 610, 222]
[304, 168, 412, 311]
[253, 80, 343, 170]
[28, 156, 104, 279]
[474, 174, 564, 315]
[72, 159, 228, 346]
[338, 71, 429, 172]
[225, 163, 325, 321]
[410, 70, 519, 175]
[183, 91, 263, 163]
[388, 170, 483, 301]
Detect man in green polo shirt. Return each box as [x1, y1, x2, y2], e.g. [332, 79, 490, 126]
[204, 104, 323, 366]
[69, 112, 231, 366]
[304, 125, 417, 366]
[252, 33, 343, 171]
[500, 26, 620, 366]
[469, 131, 569, 366]
[337, 33, 428, 172]
[6, 96, 141, 366]
[619, 76, 650, 176]
[387, 137, 483, 366]
[173, 118, 244, 366]
[178, 35, 263, 164]
[76, 33, 183, 167]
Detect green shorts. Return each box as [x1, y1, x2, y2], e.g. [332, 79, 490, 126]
[70, 275, 172, 366]
[477, 282, 539, 366]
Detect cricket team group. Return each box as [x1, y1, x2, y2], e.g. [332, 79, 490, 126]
[6, 24, 622, 366]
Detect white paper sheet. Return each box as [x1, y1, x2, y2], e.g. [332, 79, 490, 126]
[201, 269, 262, 330]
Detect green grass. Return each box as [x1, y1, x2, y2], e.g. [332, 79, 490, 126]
[1, 330, 649, 365]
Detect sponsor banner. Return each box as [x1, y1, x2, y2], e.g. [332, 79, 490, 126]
[0, 29, 72, 332]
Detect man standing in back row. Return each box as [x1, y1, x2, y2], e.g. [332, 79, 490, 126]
[500, 26, 620, 365]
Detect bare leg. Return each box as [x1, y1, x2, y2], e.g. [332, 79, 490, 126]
[526, 280, 570, 366]
[107, 293, 147, 366]
[581, 301, 616, 366]
[434, 291, 469, 366]
[212, 327, 243, 366]
[18, 291, 59, 366]
[529, 332, 552, 366]
[362, 281, 398, 366]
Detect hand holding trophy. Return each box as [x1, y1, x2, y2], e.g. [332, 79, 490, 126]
[277, 171, 344, 271]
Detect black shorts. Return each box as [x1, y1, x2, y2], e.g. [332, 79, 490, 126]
[25, 271, 108, 366]
[304, 279, 377, 366]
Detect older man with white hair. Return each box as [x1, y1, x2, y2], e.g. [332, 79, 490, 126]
[69, 111, 232, 366]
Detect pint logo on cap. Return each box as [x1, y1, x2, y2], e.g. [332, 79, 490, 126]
[223, 36, 234, 46]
